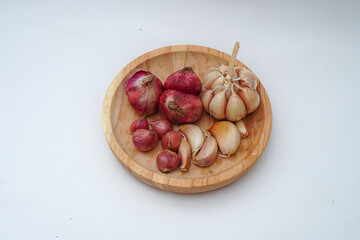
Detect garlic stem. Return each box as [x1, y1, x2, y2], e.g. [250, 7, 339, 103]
[227, 41, 240, 81]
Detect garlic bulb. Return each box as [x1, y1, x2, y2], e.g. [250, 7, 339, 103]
[201, 65, 260, 122]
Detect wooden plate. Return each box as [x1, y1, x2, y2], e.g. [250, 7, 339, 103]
[102, 45, 272, 193]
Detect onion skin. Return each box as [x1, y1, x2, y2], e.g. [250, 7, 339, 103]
[157, 150, 180, 173]
[125, 71, 163, 116]
[132, 129, 158, 152]
[164, 67, 202, 96]
[161, 131, 181, 152]
[149, 118, 172, 139]
[159, 90, 203, 124]
[130, 118, 149, 133]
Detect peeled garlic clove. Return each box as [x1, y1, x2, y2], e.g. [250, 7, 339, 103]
[194, 134, 218, 167]
[201, 89, 214, 113]
[238, 88, 260, 114]
[178, 137, 191, 172]
[203, 71, 221, 89]
[179, 124, 205, 157]
[235, 120, 248, 139]
[208, 121, 241, 157]
[226, 87, 246, 122]
[210, 75, 225, 90]
[209, 89, 227, 120]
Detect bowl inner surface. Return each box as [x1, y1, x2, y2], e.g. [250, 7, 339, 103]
[110, 50, 266, 180]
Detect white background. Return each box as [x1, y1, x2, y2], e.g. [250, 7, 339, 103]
[1, 0, 359, 239]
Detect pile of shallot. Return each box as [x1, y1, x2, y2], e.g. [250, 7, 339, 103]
[125, 42, 260, 173]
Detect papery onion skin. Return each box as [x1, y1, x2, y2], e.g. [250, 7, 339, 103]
[125, 71, 163, 116]
[159, 90, 203, 124]
[164, 67, 202, 96]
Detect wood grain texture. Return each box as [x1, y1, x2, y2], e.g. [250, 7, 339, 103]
[102, 45, 272, 193]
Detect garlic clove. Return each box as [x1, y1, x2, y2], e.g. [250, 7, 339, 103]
[209, 89, 227, 120]
[213, 85, 226, 95]
[226, 87, 246, 122]
[240, 68, 258, 83]
[210, 75, 225, 90]
[178, 137, 191, 172]
[237, 88, 260, 114]
[201, 89, 214, 113]
[218, 65, 228, 74]
[225, 84, 232, 99]
[208, 121, 241, 157]
[194, 134, 218, 167]
[203, 71, 222, 89]
[179, 124, 205, 157]
[235, 120, 248, 139]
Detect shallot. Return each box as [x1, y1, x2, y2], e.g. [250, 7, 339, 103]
[161, 131, 181, 152]
[132, 129, 158, 152]
[159, 90, 203, 124]
[157, 150, 180, 173]
[164, 67, 202, 96]
[149, 118, 172, 139]
[130, 117, 149, 133]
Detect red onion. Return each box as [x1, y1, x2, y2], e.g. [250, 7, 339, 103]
[164, 67, 202, 96]
[125, 71, 163, 116]
[158, 90, 203, 124]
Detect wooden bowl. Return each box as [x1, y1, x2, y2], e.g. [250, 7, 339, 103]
[102, 45, 272, 193]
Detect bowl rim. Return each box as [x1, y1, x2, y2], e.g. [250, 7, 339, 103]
[102, 44, 272, 193]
